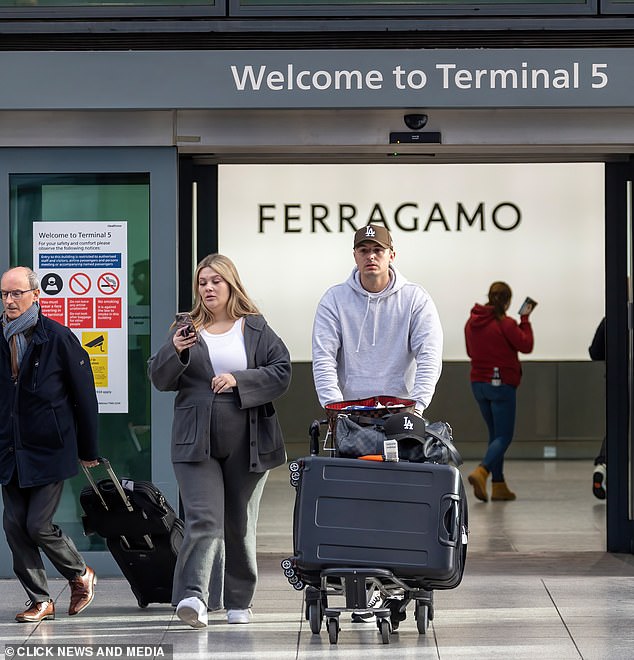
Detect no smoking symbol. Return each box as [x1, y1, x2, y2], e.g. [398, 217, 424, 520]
[98, 272, 120, 295]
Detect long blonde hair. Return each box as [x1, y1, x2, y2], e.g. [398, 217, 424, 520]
[190, 254, 259, 329]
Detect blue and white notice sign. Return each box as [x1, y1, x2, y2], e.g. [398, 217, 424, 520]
[33, 221, 128, 413]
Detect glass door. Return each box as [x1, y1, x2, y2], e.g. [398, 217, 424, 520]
[10, 173, 151, 550]
[0, 147, 178, 574]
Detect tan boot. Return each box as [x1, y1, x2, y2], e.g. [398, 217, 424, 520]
[468, 465, 489, 502]
[491, 481, 516, 501]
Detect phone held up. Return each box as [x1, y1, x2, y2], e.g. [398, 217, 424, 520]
[518, 297, 538, 316]
[175, 312, 196, 338]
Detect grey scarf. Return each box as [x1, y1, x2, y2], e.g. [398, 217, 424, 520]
[2, 302, 39, 378]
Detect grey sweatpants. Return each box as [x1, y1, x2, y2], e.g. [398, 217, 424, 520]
[172, 393, 268, 611]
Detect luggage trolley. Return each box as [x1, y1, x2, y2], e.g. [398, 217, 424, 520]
[283, 411, 468, 645]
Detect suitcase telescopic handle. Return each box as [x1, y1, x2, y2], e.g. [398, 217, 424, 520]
[81, 457, 134, 513]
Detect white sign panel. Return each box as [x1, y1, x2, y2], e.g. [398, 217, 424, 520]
[33, 221, 128, 413]
[218, 163, 604, 361]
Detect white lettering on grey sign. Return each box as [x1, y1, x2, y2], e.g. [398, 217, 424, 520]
[230, 61, 609, 94]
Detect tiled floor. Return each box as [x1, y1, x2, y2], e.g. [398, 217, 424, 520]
[2, 460, 634, 660]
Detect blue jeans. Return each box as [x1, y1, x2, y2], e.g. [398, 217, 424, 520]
[471, 382, 517, 482]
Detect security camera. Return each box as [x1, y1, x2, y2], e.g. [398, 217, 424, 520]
[404, 114, 428, 130]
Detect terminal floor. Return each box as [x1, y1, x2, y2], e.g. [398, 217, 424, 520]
[2, 459, 634, 660]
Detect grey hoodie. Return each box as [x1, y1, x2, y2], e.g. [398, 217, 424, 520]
[312, 265, 443, 412]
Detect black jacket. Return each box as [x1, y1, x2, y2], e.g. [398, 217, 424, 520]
[0, 311, 99, 488]
[589, 317, 606, 362]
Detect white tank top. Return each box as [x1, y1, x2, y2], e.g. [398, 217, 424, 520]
[200, 318, 247, 382]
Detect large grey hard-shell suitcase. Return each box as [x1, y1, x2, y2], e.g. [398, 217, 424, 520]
[292, 455, 467, 591]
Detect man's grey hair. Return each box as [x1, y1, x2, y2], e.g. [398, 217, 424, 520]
[1, 266, 40, 290]
[24, 267, 39, 290]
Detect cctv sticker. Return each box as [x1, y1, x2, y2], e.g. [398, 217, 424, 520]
[82, 331, 108, 355]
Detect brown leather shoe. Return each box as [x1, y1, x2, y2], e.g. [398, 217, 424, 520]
[15, 600, 55, 623]
[68, 566, 96, 616]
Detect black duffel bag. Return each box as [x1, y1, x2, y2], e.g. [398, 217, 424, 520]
[335, 411, 462, 466]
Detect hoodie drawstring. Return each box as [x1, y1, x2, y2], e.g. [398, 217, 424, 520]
[372, 298, 381, 347]
[355, 295, 382, 351]
[355, 295, 372, 353]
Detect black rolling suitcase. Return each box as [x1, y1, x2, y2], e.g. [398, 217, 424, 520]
[283, 451, 468, 644]
[80, 457, 183, 608]
[291, 455, 467, 589]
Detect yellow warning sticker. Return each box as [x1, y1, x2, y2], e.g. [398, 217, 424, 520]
[89, 356, 108, 388]
[82, 331, 108, 354]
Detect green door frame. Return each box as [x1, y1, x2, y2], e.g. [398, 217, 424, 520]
[0, 146, 179, 577]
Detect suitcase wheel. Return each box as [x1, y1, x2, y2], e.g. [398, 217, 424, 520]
[137, 600, 148, 609]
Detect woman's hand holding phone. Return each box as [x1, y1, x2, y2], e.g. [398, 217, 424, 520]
[173, 312, 197, 354]
[518, 297, 538, 316]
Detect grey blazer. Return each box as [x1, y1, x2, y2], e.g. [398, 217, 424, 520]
[148, 314, 291, 472]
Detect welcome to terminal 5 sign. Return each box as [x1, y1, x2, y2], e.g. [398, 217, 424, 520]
[0, 49, 633, 109]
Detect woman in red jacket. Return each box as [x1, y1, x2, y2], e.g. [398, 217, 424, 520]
[464, 281, 534, 502]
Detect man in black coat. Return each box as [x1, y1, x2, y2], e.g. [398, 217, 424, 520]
[589, 317, 607, 500]
[1, 266, 99, 622]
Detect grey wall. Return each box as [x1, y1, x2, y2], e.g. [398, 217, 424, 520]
[277, 360, 606, 461]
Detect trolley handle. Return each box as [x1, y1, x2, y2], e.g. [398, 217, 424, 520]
[81, 456, 134, 513]
[309, 420, 321, 456]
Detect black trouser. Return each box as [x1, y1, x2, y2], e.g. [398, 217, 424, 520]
[2, 473, 85, 603]
[594, 437, 606, 466]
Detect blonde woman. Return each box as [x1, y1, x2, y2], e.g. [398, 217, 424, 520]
[149, 254, 291, 628]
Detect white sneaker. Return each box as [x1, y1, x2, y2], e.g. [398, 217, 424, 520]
[227, 608, 252, 624]
[351, 587, 382, 623]
[592, 463, 607, 500]
[176, 596, 208, 629]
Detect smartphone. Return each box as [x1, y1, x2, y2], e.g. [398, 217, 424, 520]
[175, 312, 195, 337]
[518, 297, 538, 316]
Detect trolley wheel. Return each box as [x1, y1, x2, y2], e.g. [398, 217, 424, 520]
[415, 601, 429, 634]
[385, 598, 406, 631]
[378, 618, 391, 644]
[308, 602, 323, 634]
[327, 617, 339, 644]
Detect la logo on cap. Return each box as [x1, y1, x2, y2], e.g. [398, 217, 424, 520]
[365, 226, 376, 238]
[403, 416, 414, 431]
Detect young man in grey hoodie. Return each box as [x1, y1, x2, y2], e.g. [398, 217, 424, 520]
[312, 223, 443, 419]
